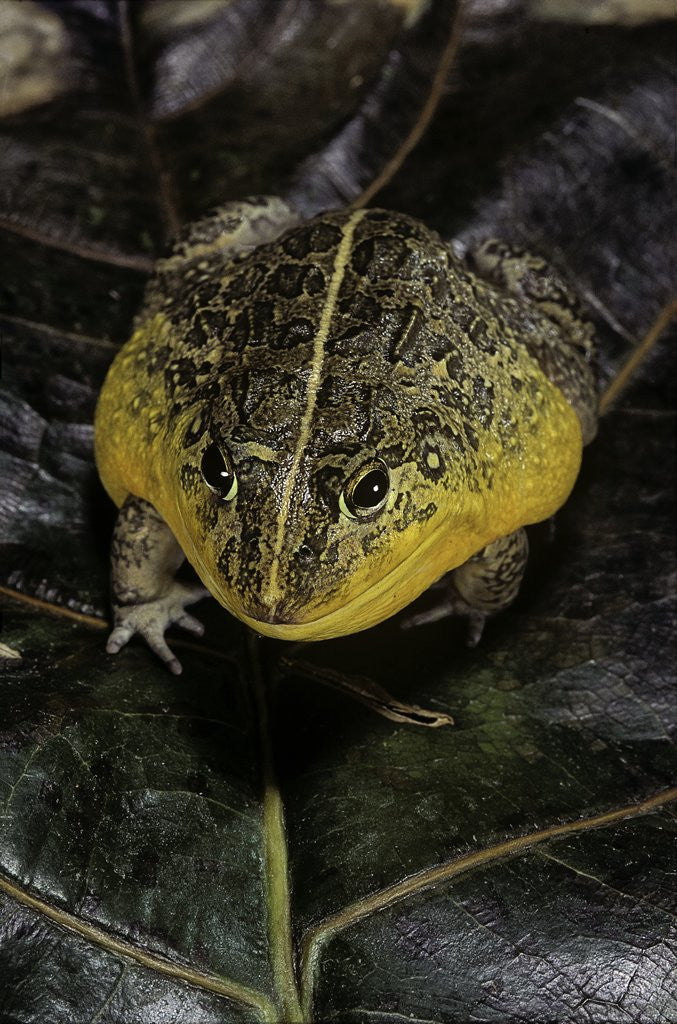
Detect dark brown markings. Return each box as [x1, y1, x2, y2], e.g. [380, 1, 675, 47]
[337, 291, 381, 322]
[221, 262, 268, 300]
[185, 316, 212, 350]
[472, 376, 495, 428]
[183, 409, 209, 448]
[444, 349, 468, 383]
[270, 316, 316, 351]
[230, 300, 277, 348]
[189, 307, 228, 345]
[196, 498, 220, 533]
[350, 234, 410, 279]
[450, 301, 481, 333]
[304, 266, 327, 295]
[217, 536, 238, 584]
[165, 357, 196, 397]
[388, 495, 438, 535]
[281, 221, 343, 259]
[193, 379, 221, 405]
[275, 263, 308, 299]
[186, 277, 223, 307]
[464, 423, 479, 452]
[420, 442, 446, 482]
[389, 305, 425, 367]
[422, 265, 449, 303]
[274, 263, 327, 299]
[468, 316, 497, 355]
[179, 463, 201, 495]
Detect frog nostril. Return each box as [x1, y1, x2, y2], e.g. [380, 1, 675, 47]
[297, 543, 314, 564]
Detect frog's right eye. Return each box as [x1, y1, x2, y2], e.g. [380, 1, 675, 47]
[339, 460, 390, 519]
[201, 444, 238, 500]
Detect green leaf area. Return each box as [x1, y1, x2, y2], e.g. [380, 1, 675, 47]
[1, 2, 675, 1021]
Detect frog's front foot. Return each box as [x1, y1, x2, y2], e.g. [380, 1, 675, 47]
[400, 529, 528, 648]
[400, 599, 488, 647]
[107, 581, 209, 675]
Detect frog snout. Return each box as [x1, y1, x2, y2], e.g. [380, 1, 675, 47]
[236, 576, 310, 626]
[215, 526, 333, 629]
[241, 595, 303, 627]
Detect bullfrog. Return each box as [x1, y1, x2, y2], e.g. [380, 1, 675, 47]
[94, 197, 597, 673]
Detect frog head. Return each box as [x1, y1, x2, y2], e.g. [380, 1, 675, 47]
[158, 207, 581, 639]
[171, 380, 487, 641]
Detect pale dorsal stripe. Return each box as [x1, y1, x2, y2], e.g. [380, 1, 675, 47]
[264, 209, 367, 606]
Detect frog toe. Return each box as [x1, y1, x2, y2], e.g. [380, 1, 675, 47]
[106, 607, 184, 674]
[180, 583, 210, 607]
[399, 600, 458, 630]
[106, 624, 134, 655]
[464, 611, 487, 648]
[399, 601, 488, 646]
[106, 588, 209, 673]
[175, 611, 205, 636]
[144, 627, 183, 676]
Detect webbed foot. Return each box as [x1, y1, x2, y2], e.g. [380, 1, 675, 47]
[107, 581, 209, 675]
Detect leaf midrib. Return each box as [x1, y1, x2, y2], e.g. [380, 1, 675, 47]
[1, 779, 675, 1021]
[2, 587, 677, 1022]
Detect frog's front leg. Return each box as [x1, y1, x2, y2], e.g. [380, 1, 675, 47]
[106, 496, 209, 675]
[402, 529, 529, 646]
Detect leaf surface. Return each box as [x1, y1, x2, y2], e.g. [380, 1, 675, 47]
[1, 2, 675, 1021]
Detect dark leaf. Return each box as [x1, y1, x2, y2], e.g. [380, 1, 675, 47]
[1, 1, 675, 1021]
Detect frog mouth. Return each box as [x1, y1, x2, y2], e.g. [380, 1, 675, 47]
[237, 560, 436, 641]
[234, 513, 475, 641]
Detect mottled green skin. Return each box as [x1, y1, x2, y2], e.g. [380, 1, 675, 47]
[95, 199, 597, 640]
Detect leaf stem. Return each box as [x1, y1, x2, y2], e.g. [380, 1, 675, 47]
[248, 632, 304, 1022]
[350, 0, 463, 209]
[119, 0, 182, 240]
[599, 295, 677, 415]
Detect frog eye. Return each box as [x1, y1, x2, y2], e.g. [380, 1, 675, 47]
[339, 460, 390, 519]
[201, 443, 238, 500]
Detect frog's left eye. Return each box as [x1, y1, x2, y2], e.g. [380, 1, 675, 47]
[201, 443, 238, 500]
[340, 460, 390, 519]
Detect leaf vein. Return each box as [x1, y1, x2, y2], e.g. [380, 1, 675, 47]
[0, 871, 276, 1018]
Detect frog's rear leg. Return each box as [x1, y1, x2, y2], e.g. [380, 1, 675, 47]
[401, 529, 529, 646]
[106, 496, 209, 675]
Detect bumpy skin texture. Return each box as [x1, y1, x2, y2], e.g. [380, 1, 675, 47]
[94, 198, 597, 659]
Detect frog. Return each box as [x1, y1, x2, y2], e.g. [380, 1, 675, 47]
[94, 196, 598, 674]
